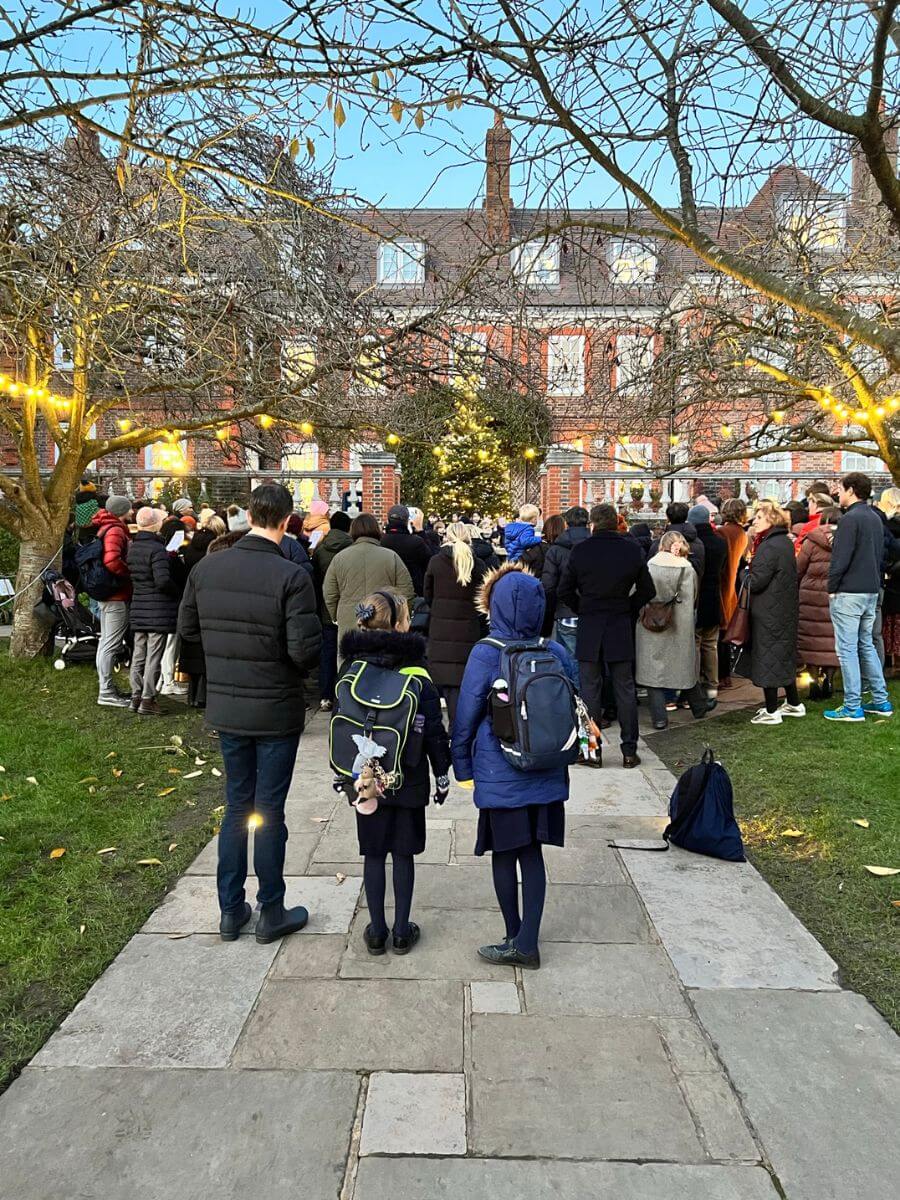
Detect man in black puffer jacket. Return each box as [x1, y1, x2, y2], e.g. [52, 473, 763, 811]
[178, 484, 322, 944]
[381, 505, 432, 597]
[541, 506, 590, 680]
[127, 506, 182, 716]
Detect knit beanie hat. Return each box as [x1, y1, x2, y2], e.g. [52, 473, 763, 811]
[173, 498, 193, 514]
[227, 506, 251, 533]
[309, 498, 329, 517]
[687, 504, 711, 525]
[106, 495, 132, 517]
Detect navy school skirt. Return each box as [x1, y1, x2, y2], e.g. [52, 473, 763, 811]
[474, 801, 566, 856]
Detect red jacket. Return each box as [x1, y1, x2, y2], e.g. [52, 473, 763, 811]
[90, 510, 133, 602]
[792, 512, 822, 555]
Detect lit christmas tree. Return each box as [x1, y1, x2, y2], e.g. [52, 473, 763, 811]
[431, 391, 510, 517]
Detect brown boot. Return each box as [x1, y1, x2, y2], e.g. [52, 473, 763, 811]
[138, 698, 164, 716]
[130, 694, 142, 713]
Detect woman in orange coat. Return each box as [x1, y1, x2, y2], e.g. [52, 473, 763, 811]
[716, 498, 749, 688]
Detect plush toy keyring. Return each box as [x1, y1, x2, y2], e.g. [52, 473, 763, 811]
[349, 734, 394, 816]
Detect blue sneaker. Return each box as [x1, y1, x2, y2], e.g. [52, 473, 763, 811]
[823, 705, 866, 722]
[862, 701, 894, 716]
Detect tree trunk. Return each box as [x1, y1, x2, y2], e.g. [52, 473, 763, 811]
[9, 532, 64, 659]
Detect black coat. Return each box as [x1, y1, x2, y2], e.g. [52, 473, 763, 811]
[828, 501, 885, 595]
[649, 522, 706, 579]
[694, 523, 728, 628]
[749, 525, 799, 687]
[182, 528, 217, 575]
[418, 527, 442, 556]
[884, 515, 900, 617]
[338, 628, 450, 807]
[542, 525, 590, 620]
[178, 534, 321, 737]
[423, 547, 488, 688]
[519, 540, 556, 635]
[381, 525, 432, 596]
[559, 530, 656, 663]
[126, 532, 181, 634]
[472, 537, 500, 571]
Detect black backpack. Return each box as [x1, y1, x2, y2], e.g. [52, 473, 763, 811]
[329, 660, 429, 789]
[74, 528, 122, 600]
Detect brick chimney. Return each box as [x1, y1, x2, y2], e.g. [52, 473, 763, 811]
[851, 104, 897, 213]
[485, 112, 511, 244]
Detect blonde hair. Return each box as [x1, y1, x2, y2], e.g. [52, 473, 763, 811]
[204, 515, 226, 538]
[756, 499, 791, 528]
[660, 531, 690, 555]
[355, 590, 410, 631]
[518, 503, 540, 525]
[878, 486, 900, 518]
[445, 521, 475, 586]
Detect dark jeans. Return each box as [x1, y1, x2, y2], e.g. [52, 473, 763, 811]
[319, 623, 338, 703]
[580, 657, 639, 755]
[217, 732, 300, 914]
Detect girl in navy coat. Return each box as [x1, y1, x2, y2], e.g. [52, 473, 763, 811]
[451, 563, 576, 970]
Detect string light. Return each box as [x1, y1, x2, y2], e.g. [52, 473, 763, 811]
[300, 421, 314, 436]
[386, 432, 400, 445]
[669, 434, 680, 446]
[116, 418, 132, 433]
[720, 424, 733, 438]
[478, 448, 489, 462]
[257, 414, 273, 429]
[770, 410, 785, 424]
[573, 437, 585, 453]
[523, 447, 536, 459]
[216, 427, 230, 441]
[0, 375, 76, 410]
[853, 410, 869, 422]
[432, 446, 443, 457]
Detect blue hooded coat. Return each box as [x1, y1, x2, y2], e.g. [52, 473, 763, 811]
[503, 520, 542, 563]
[451, 566, 577, 810]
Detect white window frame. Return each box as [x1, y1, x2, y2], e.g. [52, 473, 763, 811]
[614, 332, 654, 390]
[778, 195, 845, 251]
[143, 438, 188, 472]
[748, 424, 793, 501]
[377, 240, 425, 286]
[449, 330, 488, 390]
[611, 440, 654, 501]
[546, 333, 585, 396]
[513, 239, 560, 288]
[841, 427, 886, 474]
[143, 318, 186, 370]
[606, 237, 657, 285]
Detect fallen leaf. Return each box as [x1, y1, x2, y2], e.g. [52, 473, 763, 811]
[79, 924, 86, 935]
[891, 900, 900, 908]
[781, 829, 805, 838]
[170, 735, 183, 747]
[112, 768, 123, 779]
[78, 776, 99, 784]
[852, 819, 870, 828]
[0, 765, 5, 771]
[167, 932, 191, 939]
[106, 752, 117, 759]
[182, 770, 202, 779]
[137, 858, 163, 865]
[0, 794, 11, 802]
[157, 787, 175, 797]
[211, 767, 222, 778]
[25, 776, 38, 785]
[49, 847, 66, 859]
[194, 758, 207, 766]
[135, 783, 145, 791]
[168, 842, 178, 852]
[213, 804, 225, 815]
[167, 768, 182, 776]
[335, 872, 346, 884]
[88, 786, 96, 795]
[96, 847, 117, 856]
[864, 865, 900, 877]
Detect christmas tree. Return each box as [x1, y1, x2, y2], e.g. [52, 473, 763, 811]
[431, 390, 510, 517]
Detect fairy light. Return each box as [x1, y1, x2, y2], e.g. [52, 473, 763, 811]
[386, 432, 400, 445]
[523, 447, 536, 459]
[257, 413, 273, 429]
[477, 448, 489, 462]
[853, 410, 869, 422]
[216, 427, 230, 441]
[300, 421, 314, 436]
[669, 434, 680, 446]
[432, 445, 443, 457]
[720, 424, 733, 438]
[770, 410, 785, 424]
[573, 437, 585, 453]
[116, 418, 132, 433]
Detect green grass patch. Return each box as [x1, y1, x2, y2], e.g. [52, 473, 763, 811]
[651, 681, 900, 1031]
[0, 648, 223, 1090]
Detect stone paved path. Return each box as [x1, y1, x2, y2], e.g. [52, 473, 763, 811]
[1, 716, 898, 1199]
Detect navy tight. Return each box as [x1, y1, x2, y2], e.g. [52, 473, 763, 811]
[490, 842, 547, 955]
[364, 853, 415, 939]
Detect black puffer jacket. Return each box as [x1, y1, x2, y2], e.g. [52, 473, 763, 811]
[183, 528, 217, 575]
[381, 524, 433, 596]
[423, 547, 488, 688]
[542, 524, 590, 620]
[178, 533, 321, 737]
[472, 536, 500, 571]
[338, 628, 450, 807]
[884, 514, 900, 617]
[749, 525, 799, 687]
[693, 523, 728, 627]
[126, 532, 181, 633]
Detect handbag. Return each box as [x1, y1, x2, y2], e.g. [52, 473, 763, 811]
[724, 577, 750, 646]
[409, 597, 431, 634]
[640, 566, 686, 633]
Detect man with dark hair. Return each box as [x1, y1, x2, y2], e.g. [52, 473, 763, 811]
[381, 503, 432, 596]
[824, 473, 893, 720]
[559, 503, 655, 767]
[648, 500, 705, 578]
[178, 483, 322, 942]
[541, 506, 590, 680]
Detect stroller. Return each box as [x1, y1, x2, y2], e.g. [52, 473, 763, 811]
[34, 570, 129, 672]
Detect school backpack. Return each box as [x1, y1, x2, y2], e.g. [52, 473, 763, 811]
[610, 749, 745, 861]
[482, 636, 580, 772]
[329, 660, 428, 790]
[74, 528, 122, 601]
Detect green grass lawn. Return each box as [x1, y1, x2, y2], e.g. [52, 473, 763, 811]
[651, 681, 900, 1031]
[0, 648, 223, 1090]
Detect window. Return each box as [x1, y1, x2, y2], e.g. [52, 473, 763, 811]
[377, 240, 425, 286]
[514, 240, 560, 287]
[606, 238, 657, 285]
[143, 319, 186, 370]
[547, 334, 585, 396]
[354, 338, 386, 392]
[53, 306, 74, 371]
[281, 338, 316, 385]
[611, 440, 654, 501]
[748, 425, 792, 501]
[449, 330, 488, 391]
[614, 332, 653, 389]
[281, 440, 319, 508]
[841, 427, 887, 474]
[778, 196, 845, 250]
[144, 439, 188, 472]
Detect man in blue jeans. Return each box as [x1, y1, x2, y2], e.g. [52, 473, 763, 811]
[179, 483, 322, 941]
[825, 472, 893, 722]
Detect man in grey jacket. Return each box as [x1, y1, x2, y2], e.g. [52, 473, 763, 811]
[824, 472, 893, 721]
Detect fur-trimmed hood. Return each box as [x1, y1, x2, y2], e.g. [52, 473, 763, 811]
[477, 561, 544, 638]
[339, 628, 428, 670]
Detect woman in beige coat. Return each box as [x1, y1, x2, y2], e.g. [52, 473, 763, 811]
[323, 513, 415, 644]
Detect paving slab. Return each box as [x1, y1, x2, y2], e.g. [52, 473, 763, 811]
[360, 861, 498, 909]
[360, 1073, 467, 1157]
[141, 873, 361, 935]
[283, 801, 337, 828]
[566, 769, 669, 816]
[234, 978, 463, 1072]
[470, 1014, 701, 1160]
[340, 908, 511, 980]
[470, 981, 521, 1014]
[656, 1017, 722, 1074]
[522, 942, 690, 1016]
[622, 844, 839, 989]
[269, 933, 347, 979]
[694, 989, 900, 1200]
[313, 819, 451, 865]
[185, 830, 318, 875]
[354, 1159, 781, 1199]
[543, 837, 628, 885]
[0, 1067, 358, 1200]
[32, 934, 277, 1068]
[540, 883, 653, 943]
[679, 1071, 759, 1161]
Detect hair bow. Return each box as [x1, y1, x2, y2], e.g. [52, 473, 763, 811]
[355, 601, 376, 623]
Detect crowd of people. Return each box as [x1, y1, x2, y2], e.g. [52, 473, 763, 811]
[68, 471, 897, 966]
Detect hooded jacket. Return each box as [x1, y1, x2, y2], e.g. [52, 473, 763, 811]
[380, 523, 432, 595]
[451, 564, 576, 811]
[503, 520, 542, 564]
[796, 524, 839, 667]
[337, 628, 450, 807]
[541, 524, 590, 620]
[89, 509, 132, 602]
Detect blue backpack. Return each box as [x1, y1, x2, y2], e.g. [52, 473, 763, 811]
[74, 528, 121, 601]
[481, 636, 579, 772]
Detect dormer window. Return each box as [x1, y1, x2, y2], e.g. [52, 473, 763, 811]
[778, 196, 845, 250]
[377, 240, 425, 286]
[514, 239, 560, 287]
[607, 238, 657, 285]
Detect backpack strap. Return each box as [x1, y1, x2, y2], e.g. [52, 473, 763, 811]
[607, 748, 715, 853]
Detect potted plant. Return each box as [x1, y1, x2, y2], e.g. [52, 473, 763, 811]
[649, 483, 663, 512]
[745, 483, 759, 504]
[629, 482, 645, 511]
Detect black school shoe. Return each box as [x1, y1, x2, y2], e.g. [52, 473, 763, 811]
[255, 903, 309, 944]
[478, 942, 541, 970]
[364, 924, 388, 956]
[219, 901, 252, 942]
[392, 922, 421, 955]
